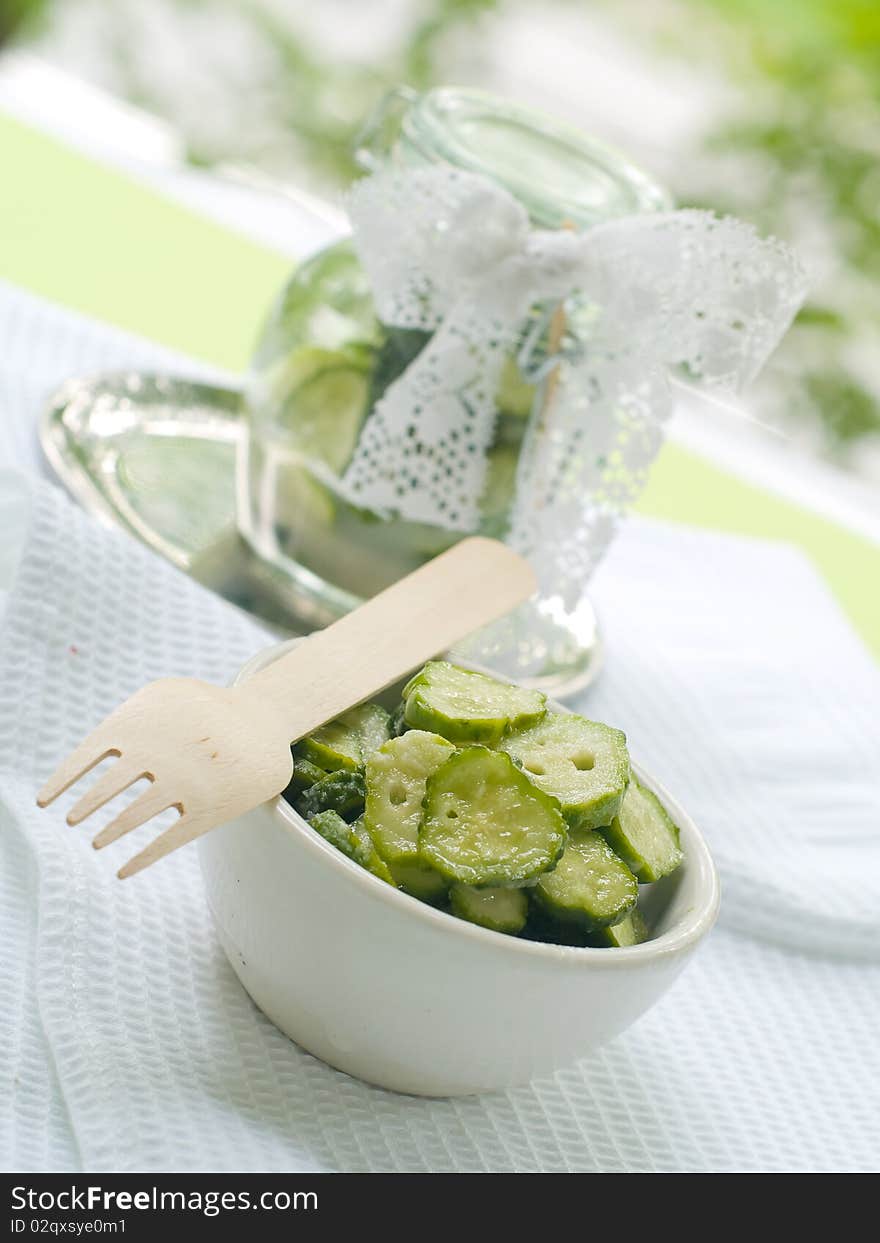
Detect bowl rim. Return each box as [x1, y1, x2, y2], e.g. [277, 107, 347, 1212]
[233, 640, 720, 966]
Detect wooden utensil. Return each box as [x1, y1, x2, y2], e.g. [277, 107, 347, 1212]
[36, 537, 535, 878]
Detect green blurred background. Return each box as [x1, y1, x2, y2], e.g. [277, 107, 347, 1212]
[4, 0, 879, 485]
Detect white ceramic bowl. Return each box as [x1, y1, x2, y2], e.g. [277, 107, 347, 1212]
[199, 640, 719, 1096]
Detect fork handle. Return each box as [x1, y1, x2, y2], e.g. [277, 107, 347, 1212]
[240, 537, 536, 740]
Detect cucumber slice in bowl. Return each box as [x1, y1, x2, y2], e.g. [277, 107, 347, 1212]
[364, 729, 455, 867]
[309, 810, 395, 885]
[308, 808, 354, 855]
[388, 702, 408, 737]
[501, 712, 630, 830]
[280, 654, 685, 953]
[588, 907, 649, 948]
[387, 860, 448, 904]
[349, 817, 396, 885]
[295, 702, 390, 773]
[419, 747, 567, 887]
[600, 777, 683, 883]
[295, 769, 366, 822]
[287, 755, 325, 792]
[403, 660, 546, 745]
[450, 884, 528, 934]
[533, 829, 638, 931]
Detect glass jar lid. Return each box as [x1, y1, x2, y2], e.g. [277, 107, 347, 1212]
[358, 86, 671, 230]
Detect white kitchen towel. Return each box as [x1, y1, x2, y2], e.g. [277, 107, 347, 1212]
[586, 519, 880, 959]
[2, 467, 879, 1173]
[0, 278, 230, 478]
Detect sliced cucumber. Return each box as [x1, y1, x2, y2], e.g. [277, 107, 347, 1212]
[495, 356, 535, 418]
[419, 747, 566, 887]
[276, 342, 372, 391]
[388, 859, 448, 904]
[280, 357, 371, 473]
[295, 769, 366, 822]
[288, 668, 676, 950]
[502, 713, 630, 829]
[364, 729, 456, 866]
[389, 702, 408, 737]
[600, 778, 683, 883]
[295, 702, 391, 773]
[403, 661, 546, 745]
[287, 755, 325, 792]
[521, 910, 593, 947]
[450, 884, 528, 934]
[368, 326, 430, 413]
[589, 907, 649, 947]
[308, 810, 393, 884]
[349, 817, 395, 885]
[533, 829, 638, 931]
[271, 462, 336, 534]
[308, 808, 353, 855]
[479, 444, 518, 538]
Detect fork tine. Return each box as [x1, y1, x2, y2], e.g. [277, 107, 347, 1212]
[117, 811, 208, 880]
[66, 760, 149, 826]
[36, 734, 121, 808]
[92, 785, 179, 851]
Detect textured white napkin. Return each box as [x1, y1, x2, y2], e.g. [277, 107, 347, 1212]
[2, 466, 879, 1174]
[587, 519, 880, 959]
[0, 278, 229, 479]
[2, 280, 879, 1172]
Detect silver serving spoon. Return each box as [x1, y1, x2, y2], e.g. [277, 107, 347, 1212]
[41, 369, 604, 694]
[41, 370, 306, 632]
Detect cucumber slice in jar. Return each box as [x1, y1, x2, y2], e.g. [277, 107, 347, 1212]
[495, 356, 535, 418]
[284, 364, 370, 473]
[403, 661, 546, 745]
[479, 444, 519, 539]
[295, 702, 391, 773]
[599, 778, 683, 883]
[271, 463, 337, 537]
[368, 326, 430, 412]
[294, 769, 366, 822]
[450, 884, 528, 934]
[501, 713, 630, 830]
[588, 907, 649, 948]
[266, 343, 373, 474]
[364, 729, 456, 866]
[419, 747, 566, 887]
[533, 829, 638, 931]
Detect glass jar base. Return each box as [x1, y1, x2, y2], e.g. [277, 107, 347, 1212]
[42, 367, 603, 699]
[451, 595, 603, 699]
[243, 532, 603, 699]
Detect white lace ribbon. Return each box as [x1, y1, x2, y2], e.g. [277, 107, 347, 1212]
[341, 166, 807, 605]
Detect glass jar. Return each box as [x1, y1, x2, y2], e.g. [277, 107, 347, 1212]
[240, 88, 671, 686]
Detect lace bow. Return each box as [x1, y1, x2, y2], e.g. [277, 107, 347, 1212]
[340, 166, 807, 605]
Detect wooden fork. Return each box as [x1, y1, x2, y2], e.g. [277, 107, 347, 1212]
[36, 537, 535, 879]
